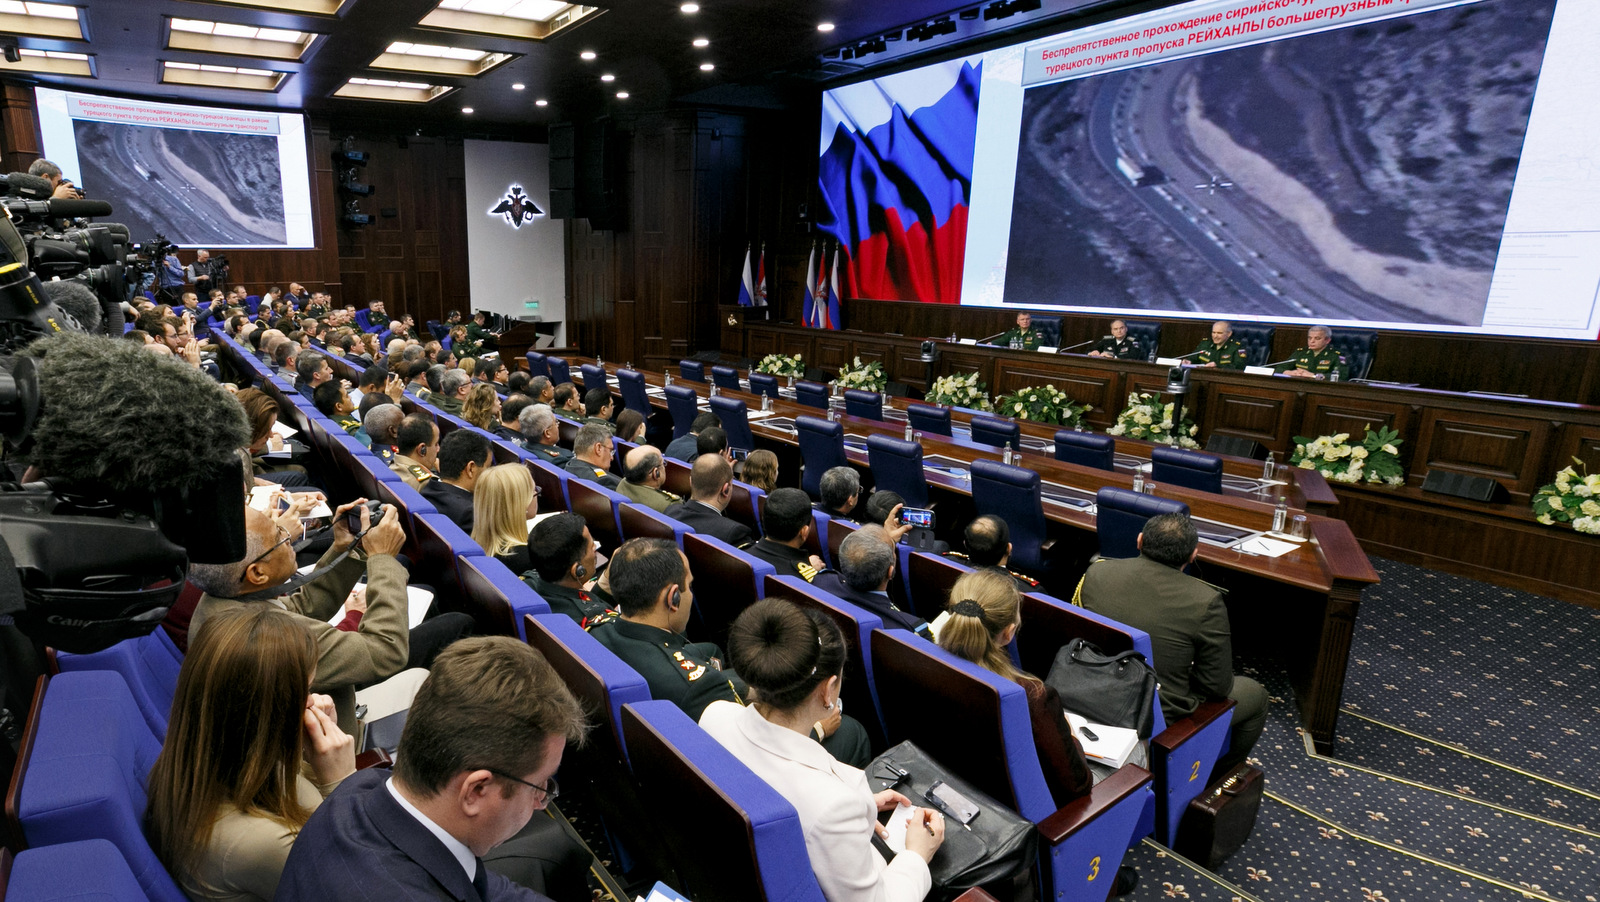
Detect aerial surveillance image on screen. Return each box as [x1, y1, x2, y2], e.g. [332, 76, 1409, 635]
[1003, 0, 1558, 326]
[72, 120, 288, 245]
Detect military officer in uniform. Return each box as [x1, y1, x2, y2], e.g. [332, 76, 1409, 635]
[1275, 325, 1349, 380]
[995, 311, 1045, 351]
[517, 404, 574, 465]
[1089, 319, 1145, 359]
[362, 299, 391, 333]
[363, 403, 403, 466]
[942, 515, 1039, 591]
[1191, 321, 1248, 369]
[616, 447, 681, 513]
[562, 422, 621, 489]
[388, 413, 440, 491]
[523, 513, 617, 629]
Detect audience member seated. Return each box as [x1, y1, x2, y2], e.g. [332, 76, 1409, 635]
[145, 608, 355, 902]
[462, 383, 502, 432]
[314, 382, 369, 446]
[423, 429, 493, 532]
[523, 512, 615, 628]
[865, 489, 948, 555]
[1077, 512, 1266, 778]
[816, 465, 862, 523]
[937, 568, 1093, 805]
[278, 637, 590, 901]
[552, 383, 584, 418]
[944, 515, 1040, 590]
[745, 487, 824, 582]
[480, 358, 511, 391]
[518, 404, 573, 464]
[563, 422, 622, 488]
[295, 351, 335, 400]
[364, 403, 404, 464]
[665, 411, 718, 462]
[581, 387, 616, 434]
[811, 525, 931, 639]
[663, 454, 754, 546]
[236, 388, 310, 488]
[472, 464, 539, 575]
[527, 375, 555, 406]
[614, 407, 648, 445]
[431, 369, 471, 416]
[390, 412, 442, 491]
[508, 370, 532, 397]
[694, 425, 733, 464]
[616, 446, 682, 513]
[741, 448, 779, 492]
[497, 394, 535, 445]
[188, 501, 472, 735]
[700, 599, 941, 901]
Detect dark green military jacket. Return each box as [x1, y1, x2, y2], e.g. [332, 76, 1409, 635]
[522, 572, 617, 630]
[1274, 346, 1349, 380]
[562, 455, 620, 489]
[589, 618, 747, 720]
[997, 326, 1045, 351]
[526, 441, 573, 465]
[1192, 338, 1248, 369]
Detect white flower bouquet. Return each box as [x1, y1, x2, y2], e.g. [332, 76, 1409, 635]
[754, 353, 804, 378]
[926, 371, 992, 411]
[993, 383, 1089, 426]
[1289, 424, 1405, 485]
[1533, 459, 1600, 534]
[1105, 392, 1199, 448]
[835, 356, 887, 393]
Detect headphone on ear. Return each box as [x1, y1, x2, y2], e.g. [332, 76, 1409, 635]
[573, 564, 587, 580]
[668, 587, 682, 609]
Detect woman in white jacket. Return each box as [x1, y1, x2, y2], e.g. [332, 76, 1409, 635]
[700, 599, 945, 902]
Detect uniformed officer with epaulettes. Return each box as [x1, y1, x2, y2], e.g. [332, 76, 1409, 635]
[995, 311, 1046, 351]
[387, 415, 440, 492]
[521, 514, 618, 629]
[1191, 320, 1249, 370]
[1275, 324, 1350, 380]
[1089, 318, 1145, 360]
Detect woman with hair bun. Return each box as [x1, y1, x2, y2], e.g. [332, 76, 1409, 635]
[700, 598, 944, 902]
[937, 568, 1093, 806]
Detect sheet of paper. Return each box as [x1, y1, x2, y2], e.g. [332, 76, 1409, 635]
[271, 420, 298, 438]
[1156, 357, 1183, 366]
[1233, 536, 1300, 557]
[1064, 711, 1140, 768]
[882, 804, 916, 855]
[641, 882, 693, 902]
[326, 585, 435, 630]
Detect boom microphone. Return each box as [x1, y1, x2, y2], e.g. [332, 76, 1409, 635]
[44, 198, 114, 219]
[41, 280, 100, 333]
[2, 172, 54, 200]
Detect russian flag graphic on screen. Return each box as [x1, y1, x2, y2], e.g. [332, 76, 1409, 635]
[817, 59, 981, 305]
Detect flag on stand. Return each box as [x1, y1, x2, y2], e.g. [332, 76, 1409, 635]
[802, 242, 819, 327]
[826, 243, 843, 330]
[754, 243, 768, 306]
[736, 243, 755, 306]
[810, 243, 835, 329]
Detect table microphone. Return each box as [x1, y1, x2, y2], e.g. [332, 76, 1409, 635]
[976, 330, 1010, 344]
[1056, 338, 1097, 353]
[1262, 357, 1297, 369]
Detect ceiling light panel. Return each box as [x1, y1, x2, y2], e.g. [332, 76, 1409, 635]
[161, 60, 286, 91]
[197, 0, 351, 14]
[334, 76, 455, 103]
[166, 17, 318, 61]
[1, 45, 92, 76]
[372, 40, 513, 77]
[419, 1, 601, 41]
[0, 1, 84, 40]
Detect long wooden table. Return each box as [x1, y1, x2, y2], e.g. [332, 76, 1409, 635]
[571, 359, 1378, 752]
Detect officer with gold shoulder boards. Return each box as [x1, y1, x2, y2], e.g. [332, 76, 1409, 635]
[562, 422, 622, 489]
[1275, 324, 1350, 380]
[387, 412, 440, 491]
[995, 311, 1045, 351]
[1192, 320, 1248, 370]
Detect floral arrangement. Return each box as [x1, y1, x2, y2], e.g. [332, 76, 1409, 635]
[1289, 425, 1405, 485]
[1105, 392, 1199, 447]
[754, 353, 804, 378]
[925, 372, 992, 411]
[835, 356, 887, 393]
[994, 383, 1090, 426]
[1532, 459, 1600, 534]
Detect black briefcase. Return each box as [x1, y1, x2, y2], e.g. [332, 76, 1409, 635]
[1174, 764, 1264, 868]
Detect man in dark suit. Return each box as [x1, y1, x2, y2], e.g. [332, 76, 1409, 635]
[663, 454, 754, 547]
[665, 411, 718, 462]
[277, 636, 589, 902]
[421, 429, 492, 532]
[1077, 512, 1267, 778]
[811, 524, 932, 639]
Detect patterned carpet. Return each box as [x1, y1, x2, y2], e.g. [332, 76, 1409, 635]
[1125, 557, 1600, 902]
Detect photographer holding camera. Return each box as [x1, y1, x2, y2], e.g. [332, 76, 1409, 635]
[187, 249, 228, 295]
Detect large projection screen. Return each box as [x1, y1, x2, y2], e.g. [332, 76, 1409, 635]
[34, 87, 315, 249]
[817, 0, 1600, 340]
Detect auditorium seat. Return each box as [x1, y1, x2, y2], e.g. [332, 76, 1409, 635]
[970, 459, 1054, 576]
[808, 509, 831, 568]
[12, 671, 188, 902]
[527, 459, 572, 512]
[761, 574, 889, 753]
[427, 320, 446, 340]
[53, 628, 184, 740]
[616, 368, 651, 417]
[905, 550, 974, 623]
[371, 479, 435, 564]
[619, 502, 693, 546]
[747, 372, 779, 399]
[870, 629, 1153, 901]
[664, 384, 700, 441]
[678, 360, 706, 383]
[843, 389, 883, 421]
[525, 351, 548, 379]
[353, 309, 382, 333]
[457, 554, 550, 638]
[1094, 488, 1188, 559]
[792, 380, 829, 410]
[795, 415, 848, 499]
[709, 396, 756, 453]
[726, 479, 766, 539]
[711, 365, 741, 392]
[866, 434, 929, 508]
[905, 402, 953, 437]
[546, 356, 571, 385]
[565, 478, 627, 556]
[621, 700, 827, 902]
[825, 517, 858, 569]
[970, 415, 1021, 450]
[1016, 592, 1235, 846]
[1228, 324, 1276, 367]
[1330, 329, 1378, 380]
[663, 456, 694, 499]
[410, 512, 481, 603]
[1054, 429, 1115, 471]
[681, 533, 775, 643]
[580, 363, 608, 393]
[1151, 447, 1224, 494]
[4, 839, 151, 902]
[1124, 321, 1162, 359]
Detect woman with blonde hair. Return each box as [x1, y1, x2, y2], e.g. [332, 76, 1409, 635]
[145, 606, 355, 901]
[461, 382, 501, 431]
[471, 462, 538, 573]
[937, 567, 1094, 805]
[741, 449, 779, 492]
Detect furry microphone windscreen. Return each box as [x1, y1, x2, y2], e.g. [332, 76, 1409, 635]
[41, 280, 100, 332]
[21, 332, 249, 496]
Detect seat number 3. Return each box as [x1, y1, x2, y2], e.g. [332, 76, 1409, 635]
[1087, 856, 1100, 881]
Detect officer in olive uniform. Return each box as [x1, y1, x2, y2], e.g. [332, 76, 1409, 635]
[389, 453, 434, 492]
[1275, 325, 1349, 380]
[995, 311, 1046, 351]
[1191, 321, 1248, 369]
[526, 438, 573, 465]
[363, 300, 391, 333]
[1089, 319, 1145, 359]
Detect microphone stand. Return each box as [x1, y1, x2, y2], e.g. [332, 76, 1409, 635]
[1056, 337, 1097, 353]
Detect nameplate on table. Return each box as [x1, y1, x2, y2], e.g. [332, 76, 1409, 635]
[958, 338, 977, 345]
[1155, 357, 1183, 366]
[1038, 346, 1059, 354]
[1243, 365, 1275, 376]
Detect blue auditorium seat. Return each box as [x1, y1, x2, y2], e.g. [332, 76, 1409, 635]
[664, 384, 700, 441]
[580, 363, 608, 392]
[795, 415, 848, 499]
[1054, 430, 1115, 471]
[5, 839, 152, 902]
[546, 356, 572, 384]
[747, 372, 779, 399]
[1330, 329, 1378, 380]
[711, 365, 741, 392]
[970, 415, 1020, 450]
[865, 434, 929, 508]
[678, 360, 706, 383]
[970, 459, 1052, 575]
[905, 402, 952, 437]
[525, 351, 548, 378]
[54, 628, 184, 739]
[1229, 324, 1276, 367]
[457, 554, 550, 638]
[681, 533, 775, 643]
[1124, 321, 1162, 359]
[710, 396, 756, 454]
[1151, 446, 1224, 495]
[616, 368, 651, 416]
[1094, 487, 1189, 559]
[761, 574, 890, 752]
[843, 389, 883, 421]
[793, 380, 829, 410]
[618, 502, 693, 546]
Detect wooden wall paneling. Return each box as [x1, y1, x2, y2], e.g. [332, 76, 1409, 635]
[993, 358, 1084, 397]
[849, 338, 891, 371]
[747, 329, 779, 360]
[1553, 422, 1600, 477]
[811, 334, 851, 372]
[0, 82, 41, 174]
[1410, 409, 1552, 497]
[777, 332, 814, 365]
[1050, 364, 1121, 429]
[1202, 382, 1303, 451]
[892, 346, 933, 391]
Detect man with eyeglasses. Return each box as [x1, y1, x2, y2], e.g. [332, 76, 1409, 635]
[279, 636, 594, 900]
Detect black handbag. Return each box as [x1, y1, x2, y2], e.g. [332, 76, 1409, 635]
[1044, 638, 1158, 739]
[866, 741, 1038, 899]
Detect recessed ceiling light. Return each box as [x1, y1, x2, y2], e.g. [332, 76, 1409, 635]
[615, 91, 629, 99]
[421, 1, 599, 40]
[579, 50, 595, 60]
[699, 62, 714, 71]
[600, 73, 614, 82]
[462, 106, 474, 113]
[680, 3, 699, 12]
[817, 22, 835, 32]
[535, 98, 548, 106]
[692, 37, 708, 47]
[511, 82, 525, 90]
[167, 16, 316, 60]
